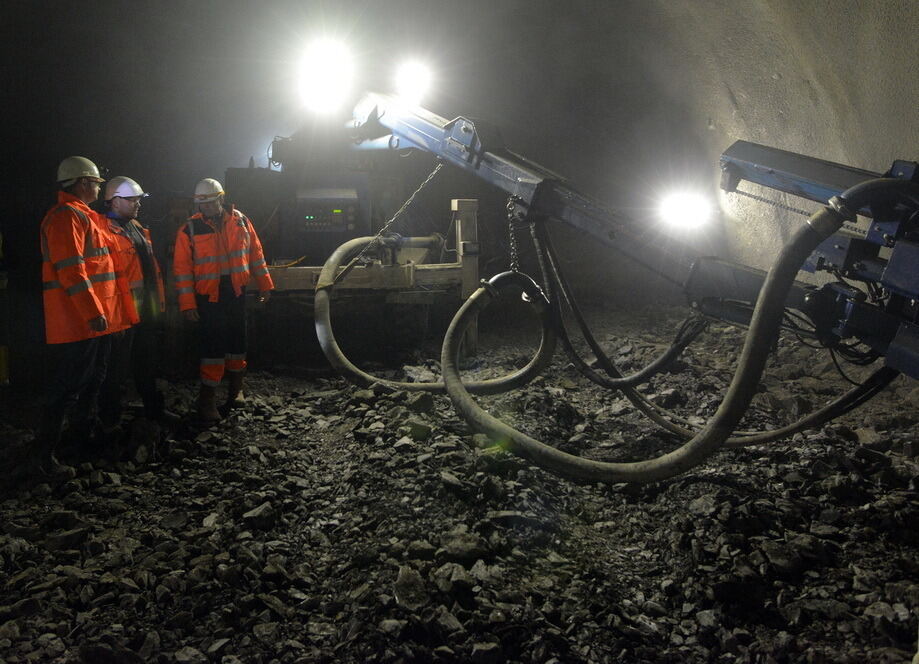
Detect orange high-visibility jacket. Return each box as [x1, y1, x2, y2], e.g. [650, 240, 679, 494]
[106, 215, 166, 318]
[40, 192, 134, 344]
[173, 206, 274, 312]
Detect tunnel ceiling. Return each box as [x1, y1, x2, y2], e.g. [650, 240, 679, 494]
[7, 0, 919, 292]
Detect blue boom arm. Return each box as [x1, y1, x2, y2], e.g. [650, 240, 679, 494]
[719, 140, 919, 377]
[350, 94, 919, 378]
[351, 93, 694, 287]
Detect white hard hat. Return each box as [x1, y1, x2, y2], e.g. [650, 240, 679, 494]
[105, 176, 149, 202]
[194, 178, 224, 203]
[57, 156, 104, 185]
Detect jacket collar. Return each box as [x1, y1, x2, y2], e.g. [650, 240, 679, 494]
[56, 191, 91, 211]
[192, 204, 236, 226]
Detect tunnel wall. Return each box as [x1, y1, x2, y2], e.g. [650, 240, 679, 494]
[458, 0, 919, 300]
[5, 0, 919, 393]
[648, 0, 919, 270]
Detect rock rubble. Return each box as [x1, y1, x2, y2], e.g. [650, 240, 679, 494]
[0, 308, 916, 662]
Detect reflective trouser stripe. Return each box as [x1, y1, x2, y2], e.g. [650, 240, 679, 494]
[200, 358, 224, 386]
[226, 354, 246, 372]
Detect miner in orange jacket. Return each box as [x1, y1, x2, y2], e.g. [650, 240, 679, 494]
[35, 156, 135, 474]
[98, 176, 171, 433]
[173, 178, 273, 422]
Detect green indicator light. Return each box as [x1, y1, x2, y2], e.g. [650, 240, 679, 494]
[332, 209, 342, 213]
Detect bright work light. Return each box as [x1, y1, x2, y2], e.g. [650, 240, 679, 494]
[394, 61, 432, 105]
[658, 191, 712, 229]
[299, 39, 354, 113]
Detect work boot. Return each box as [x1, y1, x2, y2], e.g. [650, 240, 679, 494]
[95, 421, 126, 458]
[28, 416, 65, 478]
[158, 409, 183, 426]
[220, 371, 246, 416]
[27, 435, 64, 479]
[129, 417, 162, 462]
[146, 392, 181, 427]
[196, 384, 221, 424]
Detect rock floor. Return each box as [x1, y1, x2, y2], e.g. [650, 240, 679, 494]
[1, 307, 918, 663]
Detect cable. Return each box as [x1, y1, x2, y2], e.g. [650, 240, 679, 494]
[273, 256, 307, 268]
[535, 222, 706, 390]
[314, 236, 556, 395]
[829, 348, 862, 385]
[723, 365, 899, 448]
[334, 162, 444, 285]
[440, 206, 848, 483]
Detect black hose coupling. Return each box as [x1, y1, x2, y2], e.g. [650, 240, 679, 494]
[805, 207, 846, 237]
[831, 177, 919, 222]
[478, 279, 501, 300]
[828, 196, 856, 221]
[378, 233, 402, 249]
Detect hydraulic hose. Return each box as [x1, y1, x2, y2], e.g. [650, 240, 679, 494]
[536, 207, 897, 448]
[831, 178, 919, 214]
[529, 222, 709, 438]
[315, 235, 556, 394]
[723, 365, 899, 447]
[537, 225, 706, 390]
[441, 207, 846, 483]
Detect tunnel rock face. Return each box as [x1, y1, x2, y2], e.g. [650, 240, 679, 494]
[4, 4, 919, 662]
[9, 0, 919, 290]
[476, 0, 919, 283]
[646, 0, 919, 272]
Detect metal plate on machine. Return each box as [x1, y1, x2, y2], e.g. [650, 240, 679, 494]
[881, 239, 919, 299]
[720, 141, 881, 212]
[838, 217, 870, 239]
[885, 321, 919, 379]
[295, 187, 360, 232]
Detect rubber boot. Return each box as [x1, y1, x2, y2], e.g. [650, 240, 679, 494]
[221, 371, 246, 416]
[28, 420, 64, 478]
[146, 391, 181, 426]
[196, 384, 221, 423]
[28, 439, 57, 477]
[95, 420, 126, 462]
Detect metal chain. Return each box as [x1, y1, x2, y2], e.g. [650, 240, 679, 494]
[334, 162, 444, 285]
[506, 196, 523, 272]
[353, 162, 444, 264]
[732, 188, 812, 217]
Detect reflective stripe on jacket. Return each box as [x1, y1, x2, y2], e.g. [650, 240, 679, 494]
[173, 206, 274, 312]
[106, 215, 166, 318]
[40, 192, 134, 344]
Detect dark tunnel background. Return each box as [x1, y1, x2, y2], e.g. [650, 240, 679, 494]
[3, 0, 919, 392]
[3, 6, 919, 661]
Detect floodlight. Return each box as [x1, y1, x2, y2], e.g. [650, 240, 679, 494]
[394, 61, 432, 105]
[299, 39, 354, 113]
[658, 191, 712, 229]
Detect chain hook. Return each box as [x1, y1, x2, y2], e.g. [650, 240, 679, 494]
[506, 195, 527, 272]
